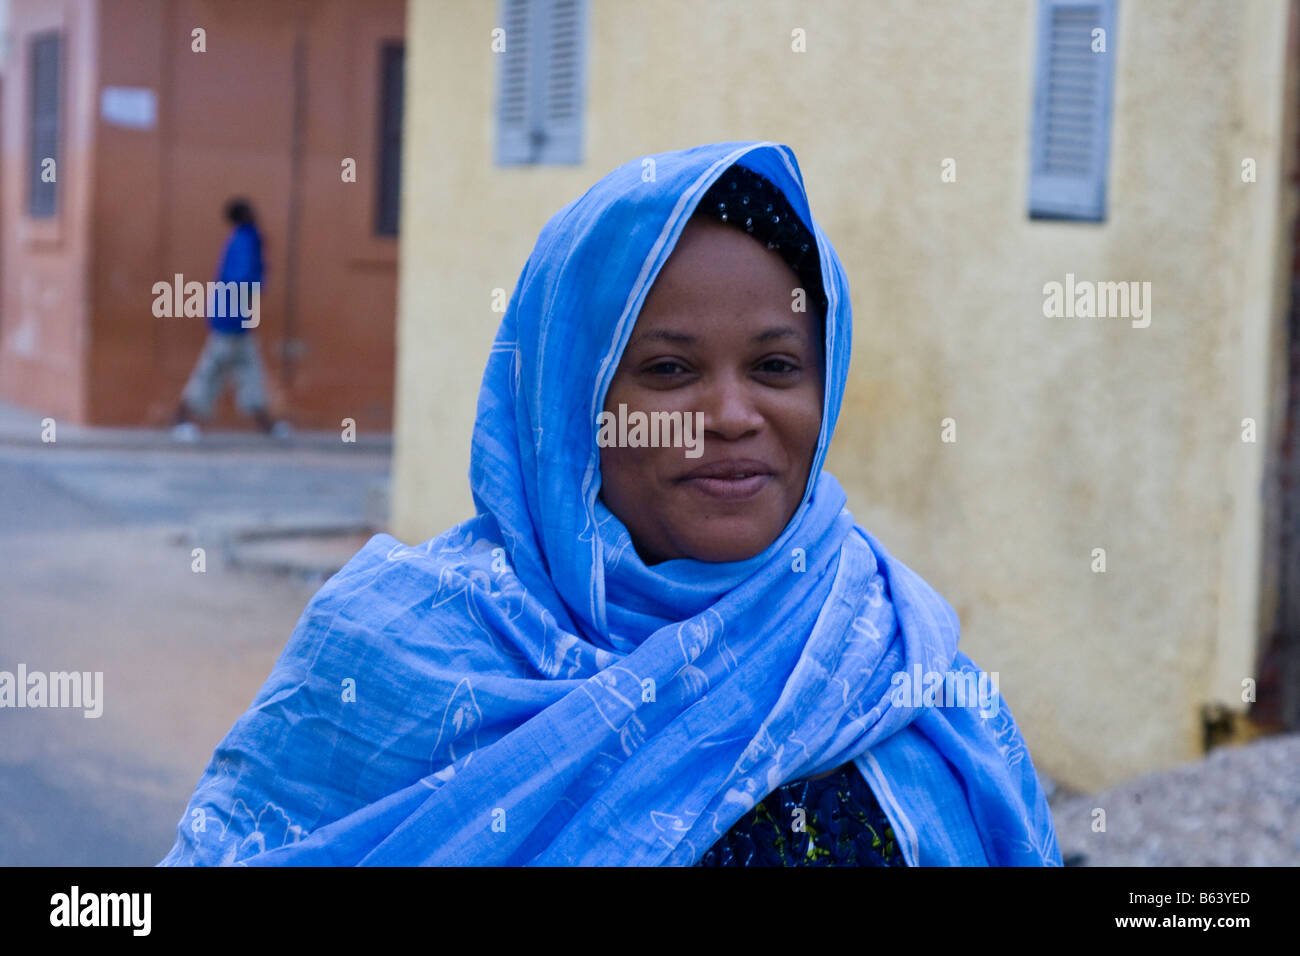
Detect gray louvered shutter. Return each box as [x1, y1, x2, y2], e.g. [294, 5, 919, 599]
[28, 32, 60, 217]
[496, 0, 533, 164]
[495, 0, 587, 165]
[535, 0, 584, 164]
[1028, 0, 1117, 220]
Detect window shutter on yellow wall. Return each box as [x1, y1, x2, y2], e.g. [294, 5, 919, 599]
[1028, 0, 1117, 221]
[496, 0, 587, 165]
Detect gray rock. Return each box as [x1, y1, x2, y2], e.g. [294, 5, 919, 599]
[1050, 733, 1300, 866]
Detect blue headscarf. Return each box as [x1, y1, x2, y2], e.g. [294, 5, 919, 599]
[160, 141, 1061, 866]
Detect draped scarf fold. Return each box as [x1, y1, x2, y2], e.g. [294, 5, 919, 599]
[160, 141, 1061, 866]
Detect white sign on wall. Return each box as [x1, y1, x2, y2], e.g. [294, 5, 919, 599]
[100, 87, 157, 129]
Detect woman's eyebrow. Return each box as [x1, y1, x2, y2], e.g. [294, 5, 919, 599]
[630, 329, 696, 346]
[753, 327, 804, 344]
[629, 326, 805, 348]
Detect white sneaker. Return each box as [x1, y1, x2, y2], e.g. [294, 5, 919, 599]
[171, 422, 201, 443]
[269, 421, 293, 439]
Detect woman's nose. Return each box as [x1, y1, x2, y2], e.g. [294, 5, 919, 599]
[701, 375, 764, 440]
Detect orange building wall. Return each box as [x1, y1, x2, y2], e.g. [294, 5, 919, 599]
[2, 0, 403, 430]
[0, 0, 99, 425]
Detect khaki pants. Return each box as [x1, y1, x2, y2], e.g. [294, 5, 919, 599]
[181, 331, 268, 418]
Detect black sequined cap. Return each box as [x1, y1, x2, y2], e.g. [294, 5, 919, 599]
[692, 164, 829, 320]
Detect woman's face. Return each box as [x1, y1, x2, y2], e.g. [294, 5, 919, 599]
[599, 216, 824, 565]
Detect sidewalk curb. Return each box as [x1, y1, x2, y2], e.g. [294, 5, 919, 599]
[175, 520, 380, 581]
[0, 433, 393, 454]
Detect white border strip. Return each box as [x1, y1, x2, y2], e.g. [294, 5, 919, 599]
[855, 750, 920, 867]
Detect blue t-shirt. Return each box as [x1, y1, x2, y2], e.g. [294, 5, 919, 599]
[209, 222, 263, 334]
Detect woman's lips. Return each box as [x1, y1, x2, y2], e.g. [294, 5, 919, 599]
[681, 473, 772, 500]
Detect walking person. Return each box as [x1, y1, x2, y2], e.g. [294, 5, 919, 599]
[172, 198, 289, 440]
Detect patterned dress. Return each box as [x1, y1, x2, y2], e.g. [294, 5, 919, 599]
[694, 763, 906, 866]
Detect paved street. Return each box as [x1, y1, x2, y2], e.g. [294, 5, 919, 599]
[0, 407, 391, 865]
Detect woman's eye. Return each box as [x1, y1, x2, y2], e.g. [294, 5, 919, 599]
[756, 358, 799, 374]
[645, 361, 688, 375]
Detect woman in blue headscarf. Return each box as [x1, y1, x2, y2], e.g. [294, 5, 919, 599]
[160, 141, 1061, 867]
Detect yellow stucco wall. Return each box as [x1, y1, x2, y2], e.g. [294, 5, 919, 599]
[393, 0, 1294, 790]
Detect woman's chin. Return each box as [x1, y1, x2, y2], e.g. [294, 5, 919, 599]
[674, 530, 776, 565]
